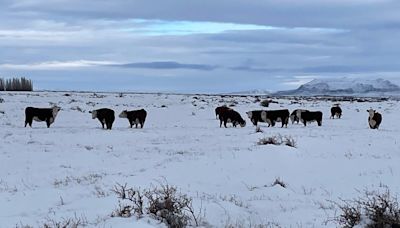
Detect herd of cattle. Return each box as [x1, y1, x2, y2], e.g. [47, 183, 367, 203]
[215, 105, 382, 130]
[24, 107, 147, 130]
[23, 103, 382, 130]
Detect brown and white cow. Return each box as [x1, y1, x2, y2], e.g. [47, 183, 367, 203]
[25, 106, 61, 128]
[367, 109, 382, 129]
[89, 108, 115, 130]
[330, 105, 342, 119]
[261, 109, 290, 127]
[119, 109, 147, 128]
[290, 109, 308, 124]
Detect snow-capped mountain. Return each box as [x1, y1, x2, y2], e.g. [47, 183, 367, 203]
[274, 78, 400, 96]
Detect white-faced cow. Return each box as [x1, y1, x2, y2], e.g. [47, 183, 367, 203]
[261, 109, 289, 127]
[89, 108, 115, 130]
[246, 110, 268, 126]
[290, 109, 308, 124]
[219, 109, 246, 128]
[119, 109, 147, 128]
[330, 105, 342, 119]
[367, 109, 382, 129]
[215, 106, 232, 119]
[25, 106, 61, 128]
[300, 111, 323, 126]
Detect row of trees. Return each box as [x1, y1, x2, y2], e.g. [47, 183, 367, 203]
[0, 77, 33, 91]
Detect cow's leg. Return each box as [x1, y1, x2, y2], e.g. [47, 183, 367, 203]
[130, 121, 133, 128]
[141, 121, 145, 128]
[224, 120, 227, 128]
[46, 119, 51, 128]
[303, 121, 307, 127]
[219, 119, 223, 128]
[318, 121, 322, 126]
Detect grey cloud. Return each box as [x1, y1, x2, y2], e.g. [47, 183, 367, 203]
[111, 61, 218, 71]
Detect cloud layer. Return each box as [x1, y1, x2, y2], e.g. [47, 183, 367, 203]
[1, 0, 400, 92]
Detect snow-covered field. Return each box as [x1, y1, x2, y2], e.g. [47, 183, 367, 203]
[0, 92, 399, 227]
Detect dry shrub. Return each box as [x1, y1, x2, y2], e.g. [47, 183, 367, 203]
[258, 135, 296, 148]
[332, 187, 400, 228]
[260, 100, 269, 107]
[112, 182, 202, 227]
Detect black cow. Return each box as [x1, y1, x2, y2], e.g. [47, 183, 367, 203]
[89, 108, 115, 130]
[300, 111, 323, 126]
[367, 109, 382, 129]
[261, 109, 289, 127]
[330, 106, 342, 119]
[119, 109, 147, 128]
[289, 109, 308, 124]
[25, 106, 61, 128]
[215, 106, 232, 119]
[219, 109, 246, 128]
[246, 110, 268, 126]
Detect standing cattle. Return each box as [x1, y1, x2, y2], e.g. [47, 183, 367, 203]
[330, 105, 342, 119]
[261, 109, 289, 127]
[300, 111, 323, 126]
[367, 109, 382, 129]
[215, 106, 232, 119]
[246, 110, 268, 126]
[219, 109, 246, 128]
[89, 108, 115, 130]
[289, 109, 308, 124]
[25, 106, 61, 128]
[119, 109, 147, 128]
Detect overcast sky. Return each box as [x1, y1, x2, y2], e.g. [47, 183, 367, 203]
[1, 0, 400, 93]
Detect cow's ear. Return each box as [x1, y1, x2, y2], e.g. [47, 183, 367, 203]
[89, 111, 92, 113]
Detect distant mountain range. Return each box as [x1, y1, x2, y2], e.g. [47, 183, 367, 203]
[228, 89, 271, 95]
[274, 78, 400, 96]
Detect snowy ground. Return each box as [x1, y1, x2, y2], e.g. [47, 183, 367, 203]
[0, 92, 399, 227]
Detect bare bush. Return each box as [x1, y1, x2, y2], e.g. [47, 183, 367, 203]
[111, 182, 203, 227]
[258, 135, 296, 148]
[260, 99, 270, 107]
[255, 126, 263, 133]
[331, 187, 400, 228]
[271, 178, 287, 188]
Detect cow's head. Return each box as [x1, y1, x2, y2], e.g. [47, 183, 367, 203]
[119, 110, 128, 118]
[239, 119, 246, 127]
[367, 108, 376, 117]
[52, 106, 61, 117]
[246, 111, 253, 119]
[89, 110, 97, 119]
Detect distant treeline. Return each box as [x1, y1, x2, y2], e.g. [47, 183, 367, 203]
[0, 77, 33, 91]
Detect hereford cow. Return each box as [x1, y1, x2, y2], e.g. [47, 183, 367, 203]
[289, 109, 308, 124]
[119, 109, 147, 128]
[25, 106, 61, 128]
[261, 109, 289, 127]
[219, 109, 246, 128]
[215, 106, 232, 119]
[246, 110, 268, 126]
[89, 108, 115, 130]
[330, 105, 342, 119]
[367, 109, 382, 129]
[300, 111, 323, 126]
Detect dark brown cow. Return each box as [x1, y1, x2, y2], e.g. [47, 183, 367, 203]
[25, 106, 61, 128]
[219, 109, 246, 128]
[119, 109, 147, 128]
[300, 111, 323, 126]
[215, 106, 232, 119]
